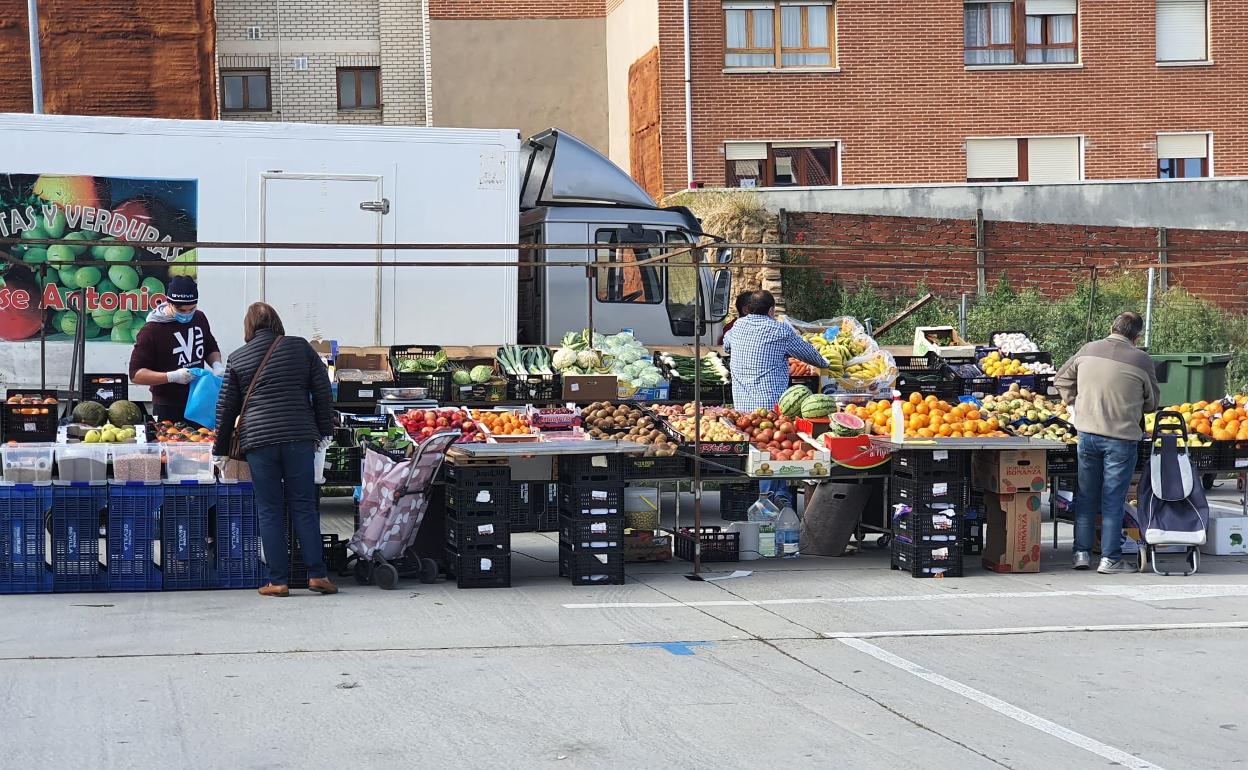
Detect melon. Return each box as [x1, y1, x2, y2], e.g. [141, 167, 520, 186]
[107, 399, 144, 428]
[800, 394, 837, 419]
[778, 384, 812, 417]
[72, 400, 109, 427]
[830, 411, 866, 436]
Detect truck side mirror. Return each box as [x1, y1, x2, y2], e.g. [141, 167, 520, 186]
[715, 246, 733, 264]
[709, 269, 732, 322]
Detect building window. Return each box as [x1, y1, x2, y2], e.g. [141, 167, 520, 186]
[221, 69, 270, 112]
[965, 1, 1078, 66]
[1157, 0, 1208, 62]
[1157, 133, 1210, 178]
[337, 67, 380, 110]
[725, 141, 838, 187]
[724, 2, 836, 69]
[966, 136, 1081, 182]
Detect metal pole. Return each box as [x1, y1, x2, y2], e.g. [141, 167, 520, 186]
[1084, 267, 1099, 343]
[975, 209, 986, 296]
[1143, 267, 1156, 349]
[38, 263, 46, 389]
[959, 293, 969, 340]
[27, 0, 43, 114]
[692, 249, 703, 576]
[1156, 227, 1169, 292]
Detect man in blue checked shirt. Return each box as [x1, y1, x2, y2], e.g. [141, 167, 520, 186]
[724, 290, 827, 508]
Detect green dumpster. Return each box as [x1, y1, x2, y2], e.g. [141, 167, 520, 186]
[1149, 353, 1232, 406]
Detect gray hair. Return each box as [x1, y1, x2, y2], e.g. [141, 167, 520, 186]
[1111, 311, 1144, 341]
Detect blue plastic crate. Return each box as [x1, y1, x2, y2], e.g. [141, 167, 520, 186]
[51, 486, 109, 593]
[107, 485, 163, 592]
[161, 485, 216, 590]
[0, 486, 53, 594]
[215, 484, 265, 589]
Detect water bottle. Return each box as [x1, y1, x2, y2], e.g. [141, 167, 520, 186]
[747, 493, 780, 558]
[775, 505, 801, 558]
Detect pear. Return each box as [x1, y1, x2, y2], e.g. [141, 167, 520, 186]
[84, 429, 101, 443]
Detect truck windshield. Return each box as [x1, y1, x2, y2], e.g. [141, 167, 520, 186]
[664, 232, 699, 335]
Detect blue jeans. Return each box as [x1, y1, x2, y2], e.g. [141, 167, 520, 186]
[761, 480, 793, 508]
[1075, 433, 1139, 561]
[247, 441, 327, 585]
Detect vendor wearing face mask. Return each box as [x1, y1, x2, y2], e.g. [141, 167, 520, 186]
[128, 276, 224, 423]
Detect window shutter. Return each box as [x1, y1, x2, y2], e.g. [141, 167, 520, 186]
[1025, 0, 1076, 14]
[1157, 133, 1208, 158]
[725, 142, 768, 161]
[966, 139, 1019, 179]
[1027, 137, 1081, 182]
[722, 0, 774, 8]
[1156, 0, 1207, 61]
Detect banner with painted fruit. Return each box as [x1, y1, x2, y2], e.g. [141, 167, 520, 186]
[0, 173, 197, 343]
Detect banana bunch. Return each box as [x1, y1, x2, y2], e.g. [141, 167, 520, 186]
[803, 332, 855, 378]
[834, 329, 869, 357]
[842, 352, 893, 385]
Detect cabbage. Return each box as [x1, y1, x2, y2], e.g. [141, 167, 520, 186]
[618, 349, 642, 364]
[639, 371, 663, 387]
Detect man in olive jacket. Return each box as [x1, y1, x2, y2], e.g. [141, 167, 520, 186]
[1053, 312, 1160, 574]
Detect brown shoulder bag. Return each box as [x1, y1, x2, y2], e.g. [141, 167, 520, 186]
[228, 336, 283, 460]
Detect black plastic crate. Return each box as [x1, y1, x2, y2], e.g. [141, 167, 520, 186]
[335, 378, 391, 403]
[83, 373, 128, 407]
[445, 463, 511, 486]
[559, 514, 624, 550]
[1047, 444, 1078, 475]
[2, 390, 59, 443]
[624, 453, 690, 480]
[674, 526, 740, 562]
[447, 514, 511, 551]
[890, 476, 969, 514]
[445, 481, 512, 516]
[559, 484, 624, 517]
[687, 451, 748, 478]
[890, 449, 970, 480]
[959, 376, 996, 397]
[447, 546, 511, 588]
[894, 373, 960, 402]
[323, 446, 362, 485]
[559, 544, 625, 586]
[890, 537, 963, 578]
[894, 353, 945, 373]
[720, 480, 762, 521]
[962, 517, 984, 555]
[509, 480, 558, 532]
[558, 452, 624, 484]
[788, 375, 820, 393]
[891, 506, 963, 539]
[506, 373, 561, 402]
[1013, 351, 1053, 367]
[995, 375, 1036, 394]
[668, 380, 731, 404]
[322, 534, 348, 575]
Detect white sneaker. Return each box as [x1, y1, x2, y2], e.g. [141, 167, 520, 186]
[1097, 557, 1137, 574]
[1073, 551, 1091, 570]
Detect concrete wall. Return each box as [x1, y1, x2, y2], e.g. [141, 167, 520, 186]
[742, 178, 1248, 232]
[428, 18, 608, 150]
[605, 0, 658, 169]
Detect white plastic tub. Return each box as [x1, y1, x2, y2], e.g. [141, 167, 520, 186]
[55, 444, 110, 484]
[111, 444, 165, 484]
[1, 443, 55, 485]
[163, 443, 214, 483]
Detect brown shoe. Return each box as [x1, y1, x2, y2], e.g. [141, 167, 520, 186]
[307, 577, 339, 595]
[258, 583, 290, 597]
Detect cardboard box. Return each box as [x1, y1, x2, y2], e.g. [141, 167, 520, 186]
[982, 491, 1042, 573]
[747, 435, 831, 478]
[973, 449, 1047, 494]
[333, 347, 393, 402]
[913, 326, 976, 358]
[562, 375, 619, 402]
[1201, 513, 1247, 556]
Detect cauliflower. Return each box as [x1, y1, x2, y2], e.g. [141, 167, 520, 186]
[552, 347, 578, 371]
[576, 350, 602, 370]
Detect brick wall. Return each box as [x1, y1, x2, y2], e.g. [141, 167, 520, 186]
[787, 212, 1248, 313]
[657, 0, 1248, 193]
[220, 52, 384, 125]
[216, 0, 380, 39]
[379, 0, 430, 125]
[0, 0, 215, 118]
[429, 0, 604, 18]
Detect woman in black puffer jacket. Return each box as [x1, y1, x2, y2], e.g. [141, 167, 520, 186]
[213, 302, 337, 597]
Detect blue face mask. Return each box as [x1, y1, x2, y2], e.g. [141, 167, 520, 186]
[174, 310, 196, 323]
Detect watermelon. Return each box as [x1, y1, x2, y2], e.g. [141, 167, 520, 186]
[800, 394, 837, 419]
[778, 384, 812, 416]
[830, 411, 867, 436]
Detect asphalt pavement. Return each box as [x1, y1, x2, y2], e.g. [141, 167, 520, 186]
[2, 484, 1246, 769]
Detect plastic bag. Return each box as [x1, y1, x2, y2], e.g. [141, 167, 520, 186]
[835, 349, 897, 395]
[184, 367, 223, 429]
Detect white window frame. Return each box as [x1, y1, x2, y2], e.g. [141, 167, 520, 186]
[1155, 0, 1212, 66]
[1156, 131, 1213, 178]
[723, 139, 841, 187]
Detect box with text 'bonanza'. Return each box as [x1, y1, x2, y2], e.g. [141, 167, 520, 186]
[982, 491, 1042, 573]
[973, 449, 1047, 494]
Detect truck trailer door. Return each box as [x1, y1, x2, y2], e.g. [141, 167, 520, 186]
[260, 174, 385, 344]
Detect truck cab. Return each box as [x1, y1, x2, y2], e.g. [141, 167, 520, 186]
[516, 130, 731, 346]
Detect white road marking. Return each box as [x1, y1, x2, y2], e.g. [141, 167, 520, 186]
[823, 620, 1248, 640]
[563, 583, 1248, 610]
[839, 637, 1168, 770]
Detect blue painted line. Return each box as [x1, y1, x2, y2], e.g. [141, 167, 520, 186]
[629, 641, 713, 656]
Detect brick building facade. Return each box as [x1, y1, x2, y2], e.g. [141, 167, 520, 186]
[0, 0, 215, 118]
[214, 0, 429, 126]
[655, 0, 1247, 194]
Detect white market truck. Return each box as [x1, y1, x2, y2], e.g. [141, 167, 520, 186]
[0, 114, 732, 394]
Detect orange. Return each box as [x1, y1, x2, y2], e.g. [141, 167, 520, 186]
[902, 403, 915, 416]
[924, 395, 938, 404]
[916, 404, 929, 415]
[966, 409, 981, 421]
[909, 392, 922, 405]
[917, 428, 935, 438]
[1213, 429, 1232, 441]
[1227, 420, 1241, 435]
[938, 424, 952, 437]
